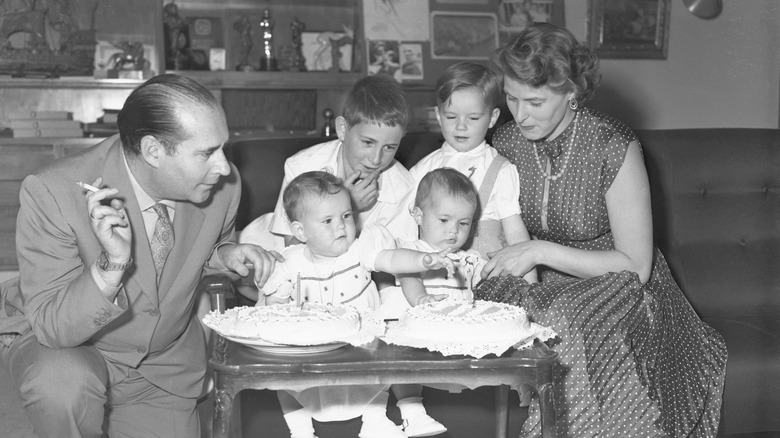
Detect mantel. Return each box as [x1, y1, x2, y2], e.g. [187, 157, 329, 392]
[0, 71, 363, 91]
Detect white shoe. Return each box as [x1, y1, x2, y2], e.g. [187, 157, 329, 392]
[402, 414, 447, 437]
[359, 416, 407, 438]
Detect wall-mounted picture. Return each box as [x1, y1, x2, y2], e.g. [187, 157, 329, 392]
[497, 0, 565, 46]
[400, 43, 424, 81]
[431, 12, 498, 60]
[301, 31, 353, 72]
[587, 0, 671, 59]
[367, 39, 401, 81]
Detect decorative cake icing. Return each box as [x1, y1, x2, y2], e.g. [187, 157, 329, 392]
[203, 303, 361, 345]
[401, 300, 531, 343]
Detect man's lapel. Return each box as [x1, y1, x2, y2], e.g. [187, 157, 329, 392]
[157, 200, 205, 300]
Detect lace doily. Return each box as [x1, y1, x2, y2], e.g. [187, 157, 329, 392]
[382, 320, 557, 358]
[202, 308, 386, 347]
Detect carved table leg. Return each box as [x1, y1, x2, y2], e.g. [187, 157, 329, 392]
[213, 388, 234, 438]
[538, 382, 556, 438]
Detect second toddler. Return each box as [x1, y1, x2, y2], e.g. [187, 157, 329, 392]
[250, 171, 454, 438]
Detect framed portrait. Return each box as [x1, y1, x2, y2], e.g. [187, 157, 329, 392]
[301, 31, 353, 72]
[367, 39, 401, 81]
[430, 12, 498, 60]
[400, 43, 424, 81]
[587, 0, 671, 59]
[497, 0, 565, 46]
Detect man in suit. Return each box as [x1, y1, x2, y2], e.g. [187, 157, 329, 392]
[0, 74, 280, 438]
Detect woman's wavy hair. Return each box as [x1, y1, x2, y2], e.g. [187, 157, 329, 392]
[492, 22, 601, 106]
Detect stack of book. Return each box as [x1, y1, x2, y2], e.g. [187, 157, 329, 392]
[412, 106, 441, 133]
[83, 109, 120, 137]
[9, 111, 84, 138]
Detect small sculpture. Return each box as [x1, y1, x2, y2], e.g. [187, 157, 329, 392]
[163, 2, 190, 70]
[234, 16, 254, 71]
[258, 9, 276, 71]
[107, 41, 148, 71]
[321, 108, 336, 138]
[290, 17, 306, 72]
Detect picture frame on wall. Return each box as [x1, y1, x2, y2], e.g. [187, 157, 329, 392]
[301, 31, 353, 72]
[587, 0, 671, 59]
[400, 43, 424, 81]
[430, 12, 498, 60]
[497, 0, 565, 46]
[367, 39, 401, 82]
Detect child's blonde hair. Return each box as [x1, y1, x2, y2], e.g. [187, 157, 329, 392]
[283, 171, 344, 222]
[343, 74, 410, 130]
[435, 61, 502, 110]
[414, 168, 479, 217]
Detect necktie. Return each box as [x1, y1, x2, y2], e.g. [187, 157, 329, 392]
[150, 203, 174, 282]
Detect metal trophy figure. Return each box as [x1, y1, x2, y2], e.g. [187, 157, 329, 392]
[258, 9, 276, 71]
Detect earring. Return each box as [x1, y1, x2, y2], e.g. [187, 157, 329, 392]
[568, 98, 578, 110]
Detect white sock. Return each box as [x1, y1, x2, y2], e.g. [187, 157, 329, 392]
[396, 396, 427, 420]
[362, 390, 391, 422]
[282, 408, 315, 438]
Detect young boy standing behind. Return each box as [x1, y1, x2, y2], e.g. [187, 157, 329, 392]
[409, 62, 537, 283]
[240, 74, 418, 251]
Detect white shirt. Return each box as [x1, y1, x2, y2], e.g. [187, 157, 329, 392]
[409, 140, 521, 221]
[269, 138, 417, 240]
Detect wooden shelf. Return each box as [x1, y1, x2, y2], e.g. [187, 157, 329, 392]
[0, 70, 363, 91]
[171, 70, 362, 90]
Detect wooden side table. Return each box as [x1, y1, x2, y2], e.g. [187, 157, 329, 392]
[210, 338, 557, 438]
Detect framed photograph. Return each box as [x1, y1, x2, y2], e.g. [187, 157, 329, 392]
[430, 12, 498, 60]
[301, 31, 353, 72]
[587, 0, 671, 59]
[497, 0, 565, 46]
[400, 43, 424, 81]
[367, 39, 401, 82]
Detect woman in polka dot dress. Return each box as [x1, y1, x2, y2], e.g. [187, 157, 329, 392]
[474, 23, 727, 437]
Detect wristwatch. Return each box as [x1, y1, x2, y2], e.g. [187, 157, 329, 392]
[97, 250, 133, 271]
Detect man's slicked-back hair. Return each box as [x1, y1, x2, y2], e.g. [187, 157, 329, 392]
[283, 171, 345, 223]
[414, 168, 478, 217]
[117, 74, 221, 156]
[342, 74, 410, 131]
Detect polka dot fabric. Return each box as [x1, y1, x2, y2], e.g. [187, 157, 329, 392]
[475, 108, 727, 437]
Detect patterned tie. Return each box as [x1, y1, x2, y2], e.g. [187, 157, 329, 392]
[150, 203, 174, 282]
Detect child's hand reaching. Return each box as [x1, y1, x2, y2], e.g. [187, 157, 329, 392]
[415, 293, 448, 306]
[422, 252, 455, 278]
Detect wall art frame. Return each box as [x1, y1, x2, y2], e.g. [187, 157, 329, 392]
[430, 11, 498, 60]
[587, 0, 671, 59]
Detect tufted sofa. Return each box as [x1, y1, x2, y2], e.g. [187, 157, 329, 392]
[2, 128, 778, 437]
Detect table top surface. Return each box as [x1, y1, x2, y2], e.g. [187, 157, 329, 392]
[211, 338, 557, 375]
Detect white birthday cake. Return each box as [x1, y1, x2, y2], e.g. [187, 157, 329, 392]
[401, 300, 532, 343]
[203, 303, 361, 346]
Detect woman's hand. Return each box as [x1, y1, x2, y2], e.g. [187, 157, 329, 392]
[422, 252, 455, 278]
[481, 240, 544, 279]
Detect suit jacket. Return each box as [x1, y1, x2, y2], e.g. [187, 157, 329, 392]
[4, 134, 240, 398]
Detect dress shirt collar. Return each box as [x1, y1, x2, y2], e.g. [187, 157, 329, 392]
[123, 150, 176, 213]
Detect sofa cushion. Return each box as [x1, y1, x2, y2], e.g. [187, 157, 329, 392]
[638, 129, 780, 319]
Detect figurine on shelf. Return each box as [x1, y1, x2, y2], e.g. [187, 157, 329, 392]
[321, 108, 336, 138]
[163, 2, 191, 70]
[234, 15, 255, 71]
[291, 17, 307, 72]
[258, 9, 276, 71]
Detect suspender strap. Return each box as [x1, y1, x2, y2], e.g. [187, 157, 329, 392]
[477, 154, 510, 208]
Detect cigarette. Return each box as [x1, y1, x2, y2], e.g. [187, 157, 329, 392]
[75, 181, 100, 192]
